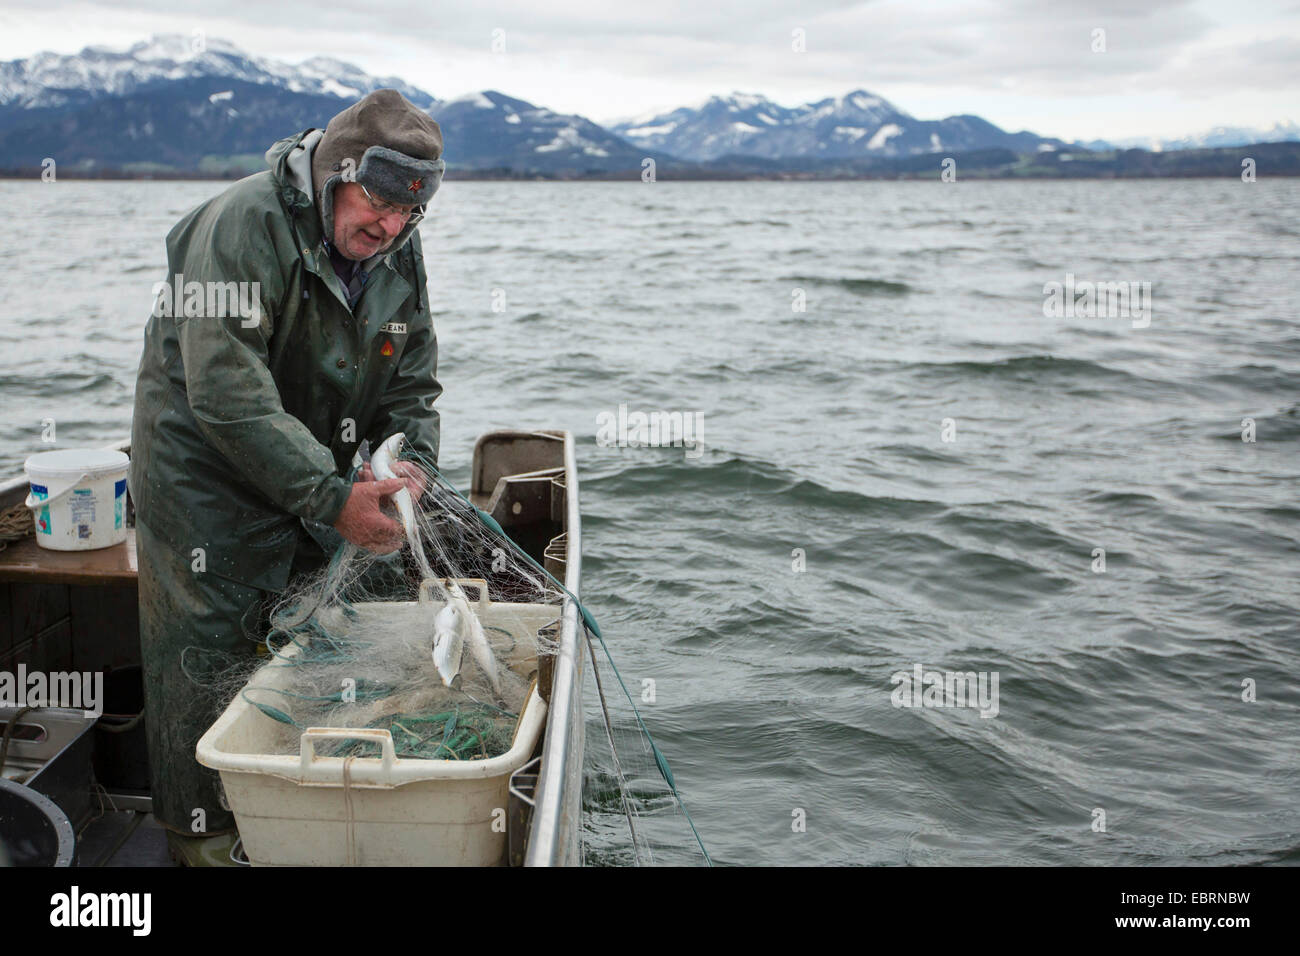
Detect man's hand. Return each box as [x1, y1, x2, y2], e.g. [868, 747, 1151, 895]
[390, 461, 427, 499]
[333, 477, 406, 553]
[357, 460, 426, 500]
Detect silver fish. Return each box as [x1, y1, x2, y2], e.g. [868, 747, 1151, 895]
[430, 586, 502, 696]
[432, 600, 466, 687]
[370, 432, 417, 542]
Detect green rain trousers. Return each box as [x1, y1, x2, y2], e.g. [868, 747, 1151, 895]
[136, 518, 327, 834]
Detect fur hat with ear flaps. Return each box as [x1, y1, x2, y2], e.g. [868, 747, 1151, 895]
[311, 89, 445, 250]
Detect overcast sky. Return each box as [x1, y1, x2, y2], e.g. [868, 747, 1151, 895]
[2, 0, 1297, 141]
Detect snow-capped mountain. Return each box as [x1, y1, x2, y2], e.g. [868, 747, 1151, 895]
[429, 90, 651, 172]
[609, 91, 801, 159]
[0, 36, 656, 174]
[0, 35, 446, 173]
[608, 89, 1067, 161]
[1076, 121, 1300, 153]
[0, 34, 437, 110]
[1, 35, 1286, 177]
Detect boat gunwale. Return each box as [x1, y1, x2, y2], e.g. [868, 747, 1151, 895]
[520, 430, 583, 866]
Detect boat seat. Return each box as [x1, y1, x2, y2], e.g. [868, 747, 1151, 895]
[0, 530, 137, 586]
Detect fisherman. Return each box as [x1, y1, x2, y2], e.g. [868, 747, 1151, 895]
[128, 89, 444, 865]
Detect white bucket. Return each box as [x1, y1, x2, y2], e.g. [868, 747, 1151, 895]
[23, 448, 130, 552]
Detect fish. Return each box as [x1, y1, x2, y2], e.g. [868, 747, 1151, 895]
[372, 432, 435, 578]
[370, 432, 417, 542]
[462, 592, 502, 697]
[432, 599, 467, 687]
[429, 584, 502, 696]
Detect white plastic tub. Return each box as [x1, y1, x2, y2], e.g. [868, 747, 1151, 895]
[23, 448, 129, 551]
[197, 584, 559, 867]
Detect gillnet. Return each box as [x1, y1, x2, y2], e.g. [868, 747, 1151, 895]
[580, 630, 713, 866]
[195, 432, 710, 866]
[211, 436, 564, 764]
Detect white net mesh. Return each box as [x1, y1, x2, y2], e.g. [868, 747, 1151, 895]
[205, 441, 564, 763]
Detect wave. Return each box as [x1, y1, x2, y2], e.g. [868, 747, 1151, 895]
[933, 511, 1086, 556]
[678, 357, 848, 385]
[1079, 490, 1165, 516]
[900, 354, 1147, 387]
[1205, 365, 1300, 392]
[783, 275, 912, 296]
[584, 453, 947, 518]
[1215, 403, 1300, 441]
[0, 370, 118, 395]
[905, 219, 978, 229]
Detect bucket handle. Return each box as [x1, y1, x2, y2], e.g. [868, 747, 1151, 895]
[299, 727, 397, 777]
[418, 577, 491, 608]
[24, 471, 90, 511]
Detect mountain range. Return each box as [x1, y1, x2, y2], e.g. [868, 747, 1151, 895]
[608, 90, 1067, 161]
[1074, 122, 1300, 153]
[0, 36, 1294, 178]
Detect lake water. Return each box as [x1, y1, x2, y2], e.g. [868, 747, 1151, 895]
[1, 177, 1297, 865]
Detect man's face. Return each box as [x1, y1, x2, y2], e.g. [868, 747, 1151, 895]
[331, 182, 414, 260]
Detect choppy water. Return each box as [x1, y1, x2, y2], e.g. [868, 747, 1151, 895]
[2, 178, 1298, 865]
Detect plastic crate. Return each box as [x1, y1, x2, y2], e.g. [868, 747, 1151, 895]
[196, 583, 557, 866]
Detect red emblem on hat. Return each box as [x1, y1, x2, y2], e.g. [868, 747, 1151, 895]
[380, 340, 394, 357]
[408, 178, 423, 194]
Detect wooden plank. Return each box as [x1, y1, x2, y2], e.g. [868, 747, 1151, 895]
[70, 586, 141, 673]
[0, 583, 11, 660]
[9, 582, 70, 644]
[28, 619, 73, 673]
[0, 635, 30, 670]
[1, 622, 75, 673]
[0, 531, 136, 586]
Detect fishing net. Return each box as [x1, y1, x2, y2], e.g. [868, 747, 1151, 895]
[193, 433, 711, 865]
[206, 438, 564, 763]
[578, 626, 714, 867]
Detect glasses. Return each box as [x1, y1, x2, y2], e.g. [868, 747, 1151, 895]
[359, 183, 425, 226]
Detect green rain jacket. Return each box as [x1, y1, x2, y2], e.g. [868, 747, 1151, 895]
[129, 128, 441, 590]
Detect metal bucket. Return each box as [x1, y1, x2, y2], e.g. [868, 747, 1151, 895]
[0, 778, 76, 866]
[93, 666, 150, 792]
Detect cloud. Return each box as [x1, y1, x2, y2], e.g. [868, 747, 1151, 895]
[0, 0, 1295, 140]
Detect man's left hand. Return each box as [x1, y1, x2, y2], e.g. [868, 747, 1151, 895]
[357, 460, 426, 500]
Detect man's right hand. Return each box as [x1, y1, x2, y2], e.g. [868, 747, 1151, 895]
[333, 477, 407, 553]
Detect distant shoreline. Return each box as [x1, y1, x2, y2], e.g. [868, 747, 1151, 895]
[4, 140, 1296, 182]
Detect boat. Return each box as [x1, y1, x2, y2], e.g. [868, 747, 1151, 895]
[0, 429, 585, 866]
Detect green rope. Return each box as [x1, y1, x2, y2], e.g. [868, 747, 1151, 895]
[241, 693, 302, 729]
[245, 701, 514, 761]
[417, 458, 713, 866]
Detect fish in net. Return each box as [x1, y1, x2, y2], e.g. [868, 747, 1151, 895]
[206, 436, 563, 763]
[192, 433, 711, 864]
